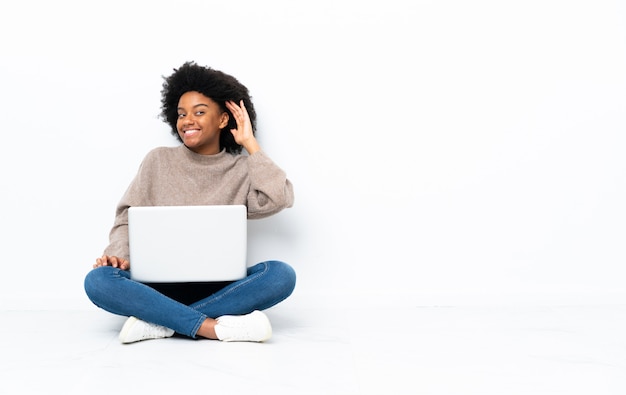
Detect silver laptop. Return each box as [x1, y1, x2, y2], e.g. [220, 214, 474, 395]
[128, 205, 247, 283]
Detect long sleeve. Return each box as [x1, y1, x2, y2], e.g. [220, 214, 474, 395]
[102, 163, 149, 260]
[102, 150, 166, 260]
[245, 150, 294, 219]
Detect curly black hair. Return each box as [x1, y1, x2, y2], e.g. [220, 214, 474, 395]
[159, 61, 257, 154]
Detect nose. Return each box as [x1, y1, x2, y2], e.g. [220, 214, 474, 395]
[183, 114, 195, 125]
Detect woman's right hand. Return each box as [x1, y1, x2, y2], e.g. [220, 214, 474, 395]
[93, 255, 130, 270]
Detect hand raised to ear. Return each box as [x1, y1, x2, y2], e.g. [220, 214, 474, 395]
[225, 100, 260, 155]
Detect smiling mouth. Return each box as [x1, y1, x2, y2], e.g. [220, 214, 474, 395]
[183, 129, 200, 136]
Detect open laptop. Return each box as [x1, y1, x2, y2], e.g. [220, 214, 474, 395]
[128, 205, 248, 283]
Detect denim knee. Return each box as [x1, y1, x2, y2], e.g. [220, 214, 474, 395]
[267, 260, 297, 299]
[84, 267, 105, 304]
[83, 266, 123, 305]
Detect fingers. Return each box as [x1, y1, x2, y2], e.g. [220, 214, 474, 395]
[93, 256, 106, 268]
[225, 99, 245, 113]
[93, 255, 129, 270]
[111, 256, 120, 267]
[225, 99, 260, 154]
[225, 100, 250, 127]
[226, 100, 252, 139]
[119, 258, 130, 270]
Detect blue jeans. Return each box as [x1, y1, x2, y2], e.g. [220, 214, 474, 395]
[84, 261, 296, 338]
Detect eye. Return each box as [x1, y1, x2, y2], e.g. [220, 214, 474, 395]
[177, 113, 186, 119]
[195, 111, 205, 116]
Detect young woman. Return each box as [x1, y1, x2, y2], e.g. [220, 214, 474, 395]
[84, 61, 296, 344]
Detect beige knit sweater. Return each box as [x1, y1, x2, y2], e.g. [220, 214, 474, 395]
[103, 144, 294, 260]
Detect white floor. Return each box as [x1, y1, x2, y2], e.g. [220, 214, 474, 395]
[2, 299, 626, 395]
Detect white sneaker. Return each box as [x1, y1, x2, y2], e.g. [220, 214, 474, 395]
[119, 316, 175, 344]
[214, 310, 272, 342]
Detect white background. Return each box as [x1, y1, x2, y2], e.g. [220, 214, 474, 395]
[1, 0, 624, 309]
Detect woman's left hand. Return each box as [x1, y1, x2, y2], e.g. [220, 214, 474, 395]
[93, 255, 130, 270]
[226, 100, 260, 155]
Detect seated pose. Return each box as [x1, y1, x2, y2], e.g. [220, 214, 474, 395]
[84, 61, 296, 344]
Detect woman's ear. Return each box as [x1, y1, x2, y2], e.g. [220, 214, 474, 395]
[220, 111, 230, 129]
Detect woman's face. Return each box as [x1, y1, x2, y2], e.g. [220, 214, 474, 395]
[176, 91, 229, 155]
